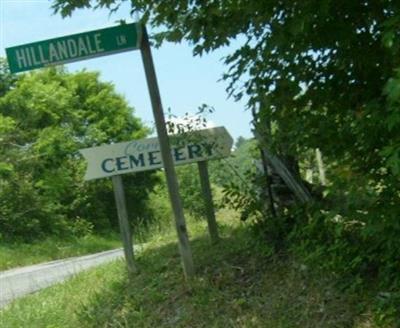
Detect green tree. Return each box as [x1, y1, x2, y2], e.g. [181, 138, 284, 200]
[0, 65, 156, 241]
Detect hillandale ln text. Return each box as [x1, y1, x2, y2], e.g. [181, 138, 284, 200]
[13, 34, 105, 70]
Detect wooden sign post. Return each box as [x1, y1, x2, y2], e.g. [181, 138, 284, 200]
[197, 161, 219, 244]
[140, 27, 194, 278]
[112, 175, 137, 274]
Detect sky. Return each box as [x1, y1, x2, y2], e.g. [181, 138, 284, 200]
[0, 0, 253, 141]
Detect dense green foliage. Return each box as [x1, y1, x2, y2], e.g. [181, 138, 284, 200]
[0, 64, 158, 241]
[209, 137, 266, 222]
[176, 164, 207, 220]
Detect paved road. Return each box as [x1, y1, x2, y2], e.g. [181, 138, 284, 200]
[0, 248, 130, 308]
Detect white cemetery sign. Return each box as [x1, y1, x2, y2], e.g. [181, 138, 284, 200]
[80, 126, 233, 181]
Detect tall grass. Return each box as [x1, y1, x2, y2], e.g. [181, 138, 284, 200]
[1, 210, 385, 327]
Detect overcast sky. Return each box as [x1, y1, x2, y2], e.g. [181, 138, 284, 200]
[0, 0, 253, 141]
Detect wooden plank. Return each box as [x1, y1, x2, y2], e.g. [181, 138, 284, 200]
[197, 161, 219, 244]
[139, 26, 195, 278]
[111, 175, 137, 275]
[253, 129, 312, 204]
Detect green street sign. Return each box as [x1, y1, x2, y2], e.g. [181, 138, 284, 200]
[6, 23, 142, 73]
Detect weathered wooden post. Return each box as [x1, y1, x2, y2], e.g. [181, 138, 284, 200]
[111, 175, 137, 274]
[197, 161, 219, 243]
[140, 26, 195, 278]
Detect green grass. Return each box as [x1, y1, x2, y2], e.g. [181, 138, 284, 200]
[0, 233, 121, 270]
[1, 209, 390, 327]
